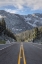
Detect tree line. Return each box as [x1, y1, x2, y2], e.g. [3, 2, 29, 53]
[0, 18, 17, 41]
[16, 27, 42, 42]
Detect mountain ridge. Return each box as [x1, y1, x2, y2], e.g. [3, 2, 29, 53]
[0, 10, 42, 34]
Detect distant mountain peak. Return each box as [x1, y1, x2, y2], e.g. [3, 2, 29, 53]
[0, 10, 42, 34]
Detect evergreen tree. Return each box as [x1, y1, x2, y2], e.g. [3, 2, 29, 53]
[2, 18, 6, 30]
[34, 27, 38, 39]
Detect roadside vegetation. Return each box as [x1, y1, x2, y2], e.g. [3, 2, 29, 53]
[16, 26, 42, 42]
[0, 40, 6, 44]
[0, 18, 17, 43]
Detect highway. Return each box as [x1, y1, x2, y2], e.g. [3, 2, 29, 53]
[0, 42, 16, 50]
[24, 43, 42, 64]
[0, 44, 11, 50]
[0, 42, 42, 64]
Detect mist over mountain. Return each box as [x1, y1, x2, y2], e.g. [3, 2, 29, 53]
[0, 10, 42, 34]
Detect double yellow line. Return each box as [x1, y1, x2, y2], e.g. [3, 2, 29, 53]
[18, 43, 26, 64]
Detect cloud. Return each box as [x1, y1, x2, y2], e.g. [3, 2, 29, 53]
[0, 0, 42, 10]
[5, 9, 18, 13]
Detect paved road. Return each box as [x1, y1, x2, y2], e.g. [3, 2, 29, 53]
[0, 42, 42, 64]
[0, 43, 20, 64]
[24, 42, 42, 64]
[0, 44, 11, 50]
[0, 42, 16, 50]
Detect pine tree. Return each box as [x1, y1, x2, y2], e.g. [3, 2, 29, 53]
[34, 27, 38, 39]
[2, 18, 6, 29]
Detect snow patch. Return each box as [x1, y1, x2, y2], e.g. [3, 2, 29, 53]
[34, 20, 39, 24]
[12, 28, 22, 31]
[32, 14, 38, 18]
[15, 29, 22, 31]
[27, 22, 37, 27]
[25, 17, 31, 21]
[35, 16, 38, 18]
[40, 18, 42, 20]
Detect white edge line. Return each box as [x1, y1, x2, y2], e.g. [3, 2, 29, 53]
[0, 43, 15, 50]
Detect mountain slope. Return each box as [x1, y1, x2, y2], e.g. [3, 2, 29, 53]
[0, 10, 42, 34]
[22, 13, 42, 27]
[0, 10, 33, 34]
[0, 19, 16, 42]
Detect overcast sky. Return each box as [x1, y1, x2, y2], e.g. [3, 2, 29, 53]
[0, 0, 42, 15]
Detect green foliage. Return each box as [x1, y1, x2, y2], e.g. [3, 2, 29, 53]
[16, 26, 42, 42]
[4, 28, 17, 41]
[34, 27, 38, 39]
[0, 40, 6, 44]
[2, 18, 6, 29]
[0, 18, 17, 41]
[0, 18, 6, 35]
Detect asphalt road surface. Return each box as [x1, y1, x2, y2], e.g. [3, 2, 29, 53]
[0, 42, 42, 64]
[0, 44, 11, 50]
[24, 43, 42, 64]
[0, 43, 20, 64]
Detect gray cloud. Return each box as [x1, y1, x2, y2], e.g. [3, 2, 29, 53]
[0, 0, 42, 10]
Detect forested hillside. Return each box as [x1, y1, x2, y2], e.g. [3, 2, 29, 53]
[16, 26, 42, 43]
[0, 18, 42, 43]
[0, 18, 16, 41]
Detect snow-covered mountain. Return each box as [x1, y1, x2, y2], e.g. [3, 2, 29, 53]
[22, 13, 42, 27]
[0, 10, 42, 34]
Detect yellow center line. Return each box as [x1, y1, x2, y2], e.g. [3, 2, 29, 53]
[18, 43, 26, 64]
